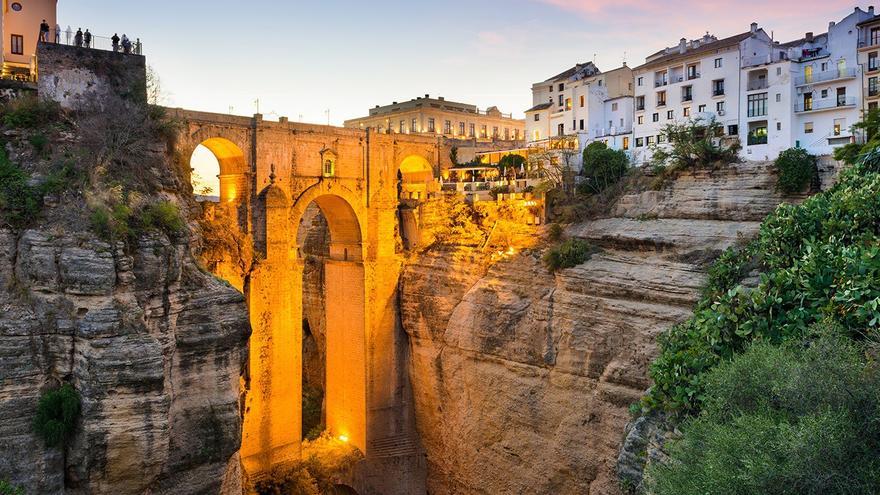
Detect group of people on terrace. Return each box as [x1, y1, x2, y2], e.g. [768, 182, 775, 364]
[38, 20, 141, 55]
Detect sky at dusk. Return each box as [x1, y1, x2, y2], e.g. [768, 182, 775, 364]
[59, 0, 862, 125]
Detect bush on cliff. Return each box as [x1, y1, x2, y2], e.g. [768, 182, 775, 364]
[774, 147, 817, 194]
[0, 481, 24, 495]
[644, 148, 880, 414]
[543, 238, 593, 272]
[33, 383, 81, 448]
[0, 95, 61, 129]
[578, 141, 629, 195]
[646, 331, 880, 495]
[650, 117, 740, 170]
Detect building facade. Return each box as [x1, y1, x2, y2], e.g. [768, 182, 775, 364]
[344, 95, 524, 143]
[858, 9, 880, 120]
[1, 0, 57, 79]
[524, 63, 634, 170]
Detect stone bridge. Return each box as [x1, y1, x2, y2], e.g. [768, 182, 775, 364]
[169, 109, 445, 493]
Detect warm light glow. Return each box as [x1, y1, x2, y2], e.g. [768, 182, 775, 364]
[338, 434, 349, 443]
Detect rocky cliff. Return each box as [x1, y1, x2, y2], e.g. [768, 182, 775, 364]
[0, 104, 249, 494]
[400, 162, 798, 494]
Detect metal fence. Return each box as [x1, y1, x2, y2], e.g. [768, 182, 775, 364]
[43, 28, 143, 55]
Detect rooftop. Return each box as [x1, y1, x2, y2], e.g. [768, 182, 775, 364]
[635, 29, 756, 70]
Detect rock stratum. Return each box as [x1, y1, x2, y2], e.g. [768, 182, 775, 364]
[400, 162, 798, 494]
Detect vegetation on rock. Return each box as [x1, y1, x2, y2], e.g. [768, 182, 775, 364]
[0, 481, 24, 495]
[543, 238, 592, 272]
[254, 433, 363, 495]
[578, 141, 629, 195]
[646, 331, 880, 495]
[650, 117, 740, 171]
[774, 147, 816, 194]
[33, 383, 80, 449]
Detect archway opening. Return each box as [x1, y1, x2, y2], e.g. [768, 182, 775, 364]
[190, 137, 247, 204]
[294, 192, 367, 454]
[398, 155, 434, 201]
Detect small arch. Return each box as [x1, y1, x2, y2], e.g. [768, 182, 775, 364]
[190, 137, 247, 204]
[321, 148, 337, 178]
[398, 155, 435, 201]
[291, 184, 365, 262]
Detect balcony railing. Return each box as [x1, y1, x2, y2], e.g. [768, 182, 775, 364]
[794, 96, 856, 113]
[794, 47, 830, 62]
[859, 37, 880, 49]
[795, 67, 857, 86]
[655, 80, 667, 88]
[747, 80, 769, 91]
[595, 126, 633, 138]
[713, 89, 725, 97]
[43, 28, 144, 54]
[682, 94, 693, 102]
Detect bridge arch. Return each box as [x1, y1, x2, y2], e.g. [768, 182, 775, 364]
[398, 154, 435, 201]
[291, 183, 368, 454]
[190, 137, 248, 204]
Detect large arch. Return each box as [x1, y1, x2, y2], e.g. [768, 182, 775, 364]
[196, 137, 248, 204]
[291, 184, 368, 455]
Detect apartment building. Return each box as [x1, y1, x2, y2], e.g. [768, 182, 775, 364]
[632, 23, 774, 164]
[1, 0, 57, 80]
[524, 62, 634, 169]
[858, 9, 880, 119]
[344, 95, 525, 143]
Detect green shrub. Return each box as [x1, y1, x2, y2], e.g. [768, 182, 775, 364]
[1, 96, 61, 129]
[141, 200, 185, 237]
[645, 153, 880, 413]
[28, 133, 48, 155]
[579, 142, 629, 195]
[0, 149, 41, 229]
[33, 383, 81, 448]
[646, 334, 880, 495]
[497, 153, 525, 171]
[774, 147, 817, 193]
[652, 117, 740, 170]
[543, 238, 592, 272]
[92, 200, 185, 244]
[547, 223, 564, 242]
[833, 142, 863, 165]
[0, 481, 24, 495]
[91, 203, 133, 243]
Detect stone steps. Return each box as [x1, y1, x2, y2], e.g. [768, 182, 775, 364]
[369, 435, 420, 458]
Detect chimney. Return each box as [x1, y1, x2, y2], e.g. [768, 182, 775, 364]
[439, 96, 445, 101]
[829, 21, 836, 29]
[279, 116, 288, 124]
[679, 37, 687, 54]
[750, 22, 758, 34]
[805, 32, 813, 42]
[425, 94, 430, 98]
[870, 6, 875, 15]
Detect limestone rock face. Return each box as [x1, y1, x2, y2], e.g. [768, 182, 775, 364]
[0, 228, 249, 495]
[400, 163, 792, 494]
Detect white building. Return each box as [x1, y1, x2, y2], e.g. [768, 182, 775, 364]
[632, 23, 774, 164]
[524, 63, 634, 169]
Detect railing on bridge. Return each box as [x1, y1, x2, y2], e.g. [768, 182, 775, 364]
[44, 28, 143, 54]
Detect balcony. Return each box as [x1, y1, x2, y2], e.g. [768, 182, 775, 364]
[795, 67, 857, 87]
[793, 47, 830, 62]
[595, 126, 633, 138]
[747, 80, 768, 91]
[794, 96, 856, 113]
[654, 80, 667, 88]
[687, 72, 701, 81]
[859, 37, 880, 49]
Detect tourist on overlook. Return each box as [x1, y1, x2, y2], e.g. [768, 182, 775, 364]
[55, 23, 60, 43]
[39, 20, 50, 42]
[111, 33, 120, 52]
[135, 38, 142, 55]
[65, 26, 72, 45]
[121, 34, 131, 54]
[84, 30, 92, 49]
[74, 28, 83, 48]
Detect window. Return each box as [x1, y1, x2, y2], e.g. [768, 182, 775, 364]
[747, 93, 768, 117]
[637, 76, 644, 87]
[10, 2, 21, 11]
[533, 129, 541, 141]
[871, 102, 879, 111]
[871, 77, 879, 97]
[533, 114, 540, 122]
[579, 119, 584, 130]
[657, 134, 666, 143]
[427, 118, 435, 132]
[612, 102, 618, 111]
[747, 124, 768, 145]
[504, 128, 510, 140]
[492, 126, 498, 138]
[557, 123, 565, 136]
[698, 104, 706, 113]
[558, 95, 564, 106]
[687, 64, 698, 80]
[716, 101, 726, 113]
[803, 92, 813, 112]
[399, 120, 405, 133]
[579, 95, 585, 107]
[646, 135, 655, 145]
[411, 118, 418, 133]
[834, 118, 845, 136]
[728, 125, 738, 136]
[444, 120, 452, 134]
[623, 136, 630, 150]
[683, 107, 691, 117]
[480, 124, 487, 138]
[870, 52, 879, 71]
[636, 137, 645, 147]
[872, 27, 880, 46]
[821, 62, 828, 72]
[655, 70, 667, 87]
[776, 122, 782, 131]
[636, 96, 645, 111]
[837, 87, 847, 106]
[637, 115, 644, 124]
[652, 113, 659, 122]
[558, 83, 564, 91]
[714, 57, 723, 68]
[821, 89, 828, 98]
[459, 122, 466, 135]
[10, 35, 23, 55]
[565, 98, 572, 110]
[598, 80, 603, 86]
[469, 123, 475, 137]
[682, 85, 693, 102]
[804, 122, 814, 134]
[667, 110, 674, 120]
[776, 67, 782, 76]
[712, 79, 725, 96]
[657, 91, 666, 106]
[776, 93, 781, 102]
